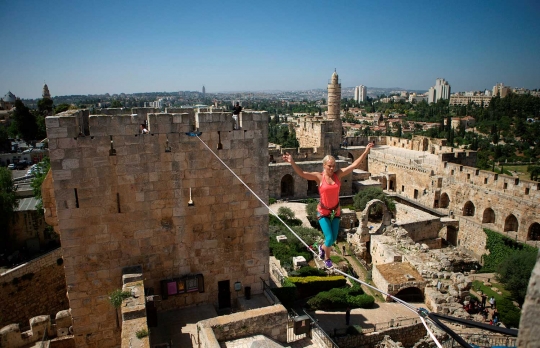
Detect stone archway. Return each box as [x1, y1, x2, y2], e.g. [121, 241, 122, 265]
[482, 208, 495, 223]
[348, 152, 354, 162]
[422, 138, 429, 151]
[528, 223, 540, 241]
[360, 199, 392, 235]
[307, 180, 318, 196]
[463, 201, 475, 217]
[394, 287, 424, 303]
[280, 174, 294, 198]
[447, 226, 458, 246]
[504, 214, 519, 232]
[440, 193, 450, 208]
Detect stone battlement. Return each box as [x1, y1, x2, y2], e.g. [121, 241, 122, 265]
[49, 108, 266, 138]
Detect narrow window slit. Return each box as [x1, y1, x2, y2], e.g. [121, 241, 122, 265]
[117, 193, 121, 213]
[74, 188, 79, 208]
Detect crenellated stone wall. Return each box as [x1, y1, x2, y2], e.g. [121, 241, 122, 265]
[0, 248, 68, 328]
[196, 304, 288, 347]
[44, 108, 270, 347]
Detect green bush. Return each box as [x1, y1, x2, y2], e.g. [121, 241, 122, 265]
[289, 276, 347, 298]
[290, 266, 327, 277]
[346, 325, 362, 335]
[481, 229, 538, 273]
[497, 298, 521, 328]
[271, 278, 297, 307]
[269, 198, 277, 205]
[306, 285, 375, 310]
[269, 224, 322, 268]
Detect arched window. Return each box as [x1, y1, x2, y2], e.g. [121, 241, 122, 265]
[463, 201, 475, 217]
[280, 174, 294, 198]
[504, 214, 519, 232]
[482, 208, 495, 223]
[528, 223, 540, 241]
[440, 193, 450, 208]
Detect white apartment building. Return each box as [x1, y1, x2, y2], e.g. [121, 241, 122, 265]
[428, 78, 451, 104]
[354, 85, 367, 102]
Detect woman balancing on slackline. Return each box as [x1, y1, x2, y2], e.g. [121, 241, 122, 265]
[282, 142, 374, 268]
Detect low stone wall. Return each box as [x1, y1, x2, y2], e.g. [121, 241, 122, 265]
[0, 248, 68, 328]
[334, 322, 426, 348]
[196, 304, 288, 347]
[120, 267, 149, 348]
[0, 309, 73, 348]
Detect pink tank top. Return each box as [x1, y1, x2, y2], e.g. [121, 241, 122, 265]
[317, 172, 341, 217]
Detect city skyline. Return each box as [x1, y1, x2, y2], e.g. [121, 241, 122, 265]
[1, 0, 539, 99]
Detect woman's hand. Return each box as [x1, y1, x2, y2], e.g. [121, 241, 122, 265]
[282, 152, 294, 164]
[365, 142, 374, 154]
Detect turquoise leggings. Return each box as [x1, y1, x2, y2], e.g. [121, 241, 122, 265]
[318, 214, 340, 247]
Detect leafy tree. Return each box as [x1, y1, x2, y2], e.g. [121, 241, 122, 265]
[496, 250, 537, 305]
[30, 157, 51, 215]
[9, 99, 39, 142]
[37, 98, 53, 116]
[54, 103, 71, 114]
[353, 187, 395, 215]
[0, 167, 19, 250]
[111, 100, 123, 108]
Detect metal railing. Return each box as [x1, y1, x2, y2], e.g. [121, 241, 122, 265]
[440, 333, 517, 348]
[301, 310, 339, 348]
[260, 277, 280, 305]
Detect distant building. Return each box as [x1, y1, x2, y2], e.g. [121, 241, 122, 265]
[444, 116, 476, 130]
[428, 78, 451, 104]
[202, 85, 206, 97]
[1, 91, 17, 110]
[354, 85, 367, 102]
[449, 92, 492, 107]
[408, 93, 427, 103]
[493, 83, 510, 98]
[42, 84, 51, 99]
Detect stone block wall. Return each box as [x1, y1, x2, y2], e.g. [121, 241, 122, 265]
[44, 109, 270, 347]
[0, 248, 68, 328]
[268, 159, 353, 200]
[517, 250, 540, 347]
[368, 145, 540, 247]
[196, 304, 288, 347]
[335, 322, 426, 348]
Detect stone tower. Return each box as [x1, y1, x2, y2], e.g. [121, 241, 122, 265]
[324, 70, 343, 154]
[327, 70, 341, 120]
[44, 108, 270, 347]
[42, 83, 51, 99]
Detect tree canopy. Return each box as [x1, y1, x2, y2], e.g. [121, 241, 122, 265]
[0, 167, 19, 250]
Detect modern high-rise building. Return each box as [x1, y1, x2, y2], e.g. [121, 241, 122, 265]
[202, 85, 206, 97]
[428, 78, 451, 104]
[354, 85, 367, 102]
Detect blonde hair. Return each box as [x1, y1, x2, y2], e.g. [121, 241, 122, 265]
[322, 155, 336, 165]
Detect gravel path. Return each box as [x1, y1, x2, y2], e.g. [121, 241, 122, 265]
[269, 202, 312, 228]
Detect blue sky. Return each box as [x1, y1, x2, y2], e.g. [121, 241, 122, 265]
[1, 0, 539, 99]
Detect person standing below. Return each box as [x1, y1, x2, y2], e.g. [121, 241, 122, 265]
[481, 294, 487, 308]
[282, 142, 374, 268]
[489, 296, 495, 309]
[345, 307, 351, 326]
[232, 102, 242, 129]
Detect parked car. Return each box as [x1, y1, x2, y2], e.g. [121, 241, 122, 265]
[15, 160, 29, 169]
[7, 163, 15, 170]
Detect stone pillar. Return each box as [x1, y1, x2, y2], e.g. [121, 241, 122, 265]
[517, 250, 540, 346]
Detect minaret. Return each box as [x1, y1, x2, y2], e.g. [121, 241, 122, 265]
[324, 70, 343, 154]
[42, 83, 51, 99]
[327, 70, 341, 120]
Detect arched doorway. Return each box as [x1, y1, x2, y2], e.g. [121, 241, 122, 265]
[504, 214, 519, 232]
[482, 208, 495, 223]
[528, 223, 540, 241]
[440, 193, 450, 208]
[394, 287, 424, 303]
[348, 153, 354, 162]
[422, 138, 429, 151]
[463, 201, 475, 217]
[447, 226, 458, 246]
[280, 174, 294, 198]
[307, 180, 318, 196]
